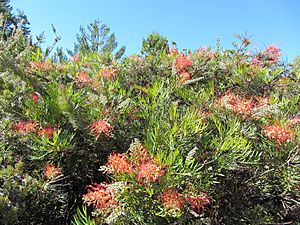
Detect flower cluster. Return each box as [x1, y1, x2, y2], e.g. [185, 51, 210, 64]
[12, 120, 37, 134]
[286, 117, 300, 128]
[137, 161, 165, 183]
[217, 91, 268, 117]
[107, 152, 133, 174]
[169, 45, 179, 56]
[75, 71, 93, 86]
[160, 189, 183, 210]
[83, 182, 117, 210]
[184, 192, 210, 213]
[263, 124, 295, 144]
[175, 54, 192, 84]
[44, 164, 62, 180]
[30, 61, 53, 72]
[252, 44, 281, 66]
[99, 68, 117, 79]
[90, 119, 113, 138]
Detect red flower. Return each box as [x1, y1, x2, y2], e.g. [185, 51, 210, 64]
[160, 189, 183, 210]
[38, 126, 56, 139]
[75, 71, 93, 86]
[175, 54, 192, 74]
[169, 46, 179, 56]
[44, 164, 62, 179]
[83, 182, 117, 210]
[90, 119, 113, 138]
[178, 72, 191, 84]
[137, 161, 164, 183]
[30, 92, 40, 103]
[263, 124, 294, 144]
[107, 152, 133, 174]
[184, 192, 210, 213]
[12, 120, 37, 134]
[286, 118, 300, 128]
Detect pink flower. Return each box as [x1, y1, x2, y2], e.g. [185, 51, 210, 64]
[90, 119, 113, 138]
[100, 68, 117, 79]
[83, 182, 117, 209]
[265, 45, 281, 64]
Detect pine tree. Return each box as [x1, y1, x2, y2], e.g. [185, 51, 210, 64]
[71, 19, 125, 59]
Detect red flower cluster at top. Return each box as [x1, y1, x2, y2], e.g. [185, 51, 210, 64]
[12, 120, 37, 134]
[83, 182, 117, 210]
[217, 91, 268, 117]
[75, 71, 93, 86]
[160, 189, 183, 210]
[169, 46, 179, 56]
[107, 152, 133, 174]
[30, 61, 53, 72]
[263, 124, 295, 144]
[175, 54, 192, 84]
[44, 164, 62, 180]
[90, 119, 113, 138]
[184, 192, 210, 213]
[100, 68, 117, 79]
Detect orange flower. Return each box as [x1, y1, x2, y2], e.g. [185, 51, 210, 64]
[137, 161, 164, 183]
[160, 189, 183, 210]
[38, 126, 56, 139]
[130, 143, 150, 165]
[12, 120, 37, 134]
[83, 182, 117, 209]
[263, 124, 295, 144]
[90, 119, 113, 138]
[184, 192, 210, 213]
[75, 71, 93, 86]
[44, 164, 62, 179]
[107, 152, 133, 174]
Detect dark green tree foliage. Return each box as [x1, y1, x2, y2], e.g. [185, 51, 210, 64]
[72, 20, 125, 59]
[0, 0, 30, 39]
[141, 32, 169, 56]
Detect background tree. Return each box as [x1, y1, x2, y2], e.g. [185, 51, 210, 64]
[141, 32, 169, 56]
[70, 19, 125, 59]
[0, 0, 30, 39]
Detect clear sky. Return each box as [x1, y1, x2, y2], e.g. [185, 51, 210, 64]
[11, 0, 300, 62]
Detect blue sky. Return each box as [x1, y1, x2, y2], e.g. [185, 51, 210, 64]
[11, 0, 300, 61]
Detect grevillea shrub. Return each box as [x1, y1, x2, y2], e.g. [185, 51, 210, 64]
[1, 30, 300, 225]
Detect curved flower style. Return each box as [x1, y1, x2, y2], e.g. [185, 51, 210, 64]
[137, 161, 165, 184]
[107, 152, 133, 174]
[75, 71, 93, 86]
[12, 120, 37, 134]
[160, 189, 183, 210]
[263, 124, 295, 144]
[90, 119, 113, 138]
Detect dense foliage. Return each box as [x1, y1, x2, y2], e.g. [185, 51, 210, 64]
[0, 6, 300, 225]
